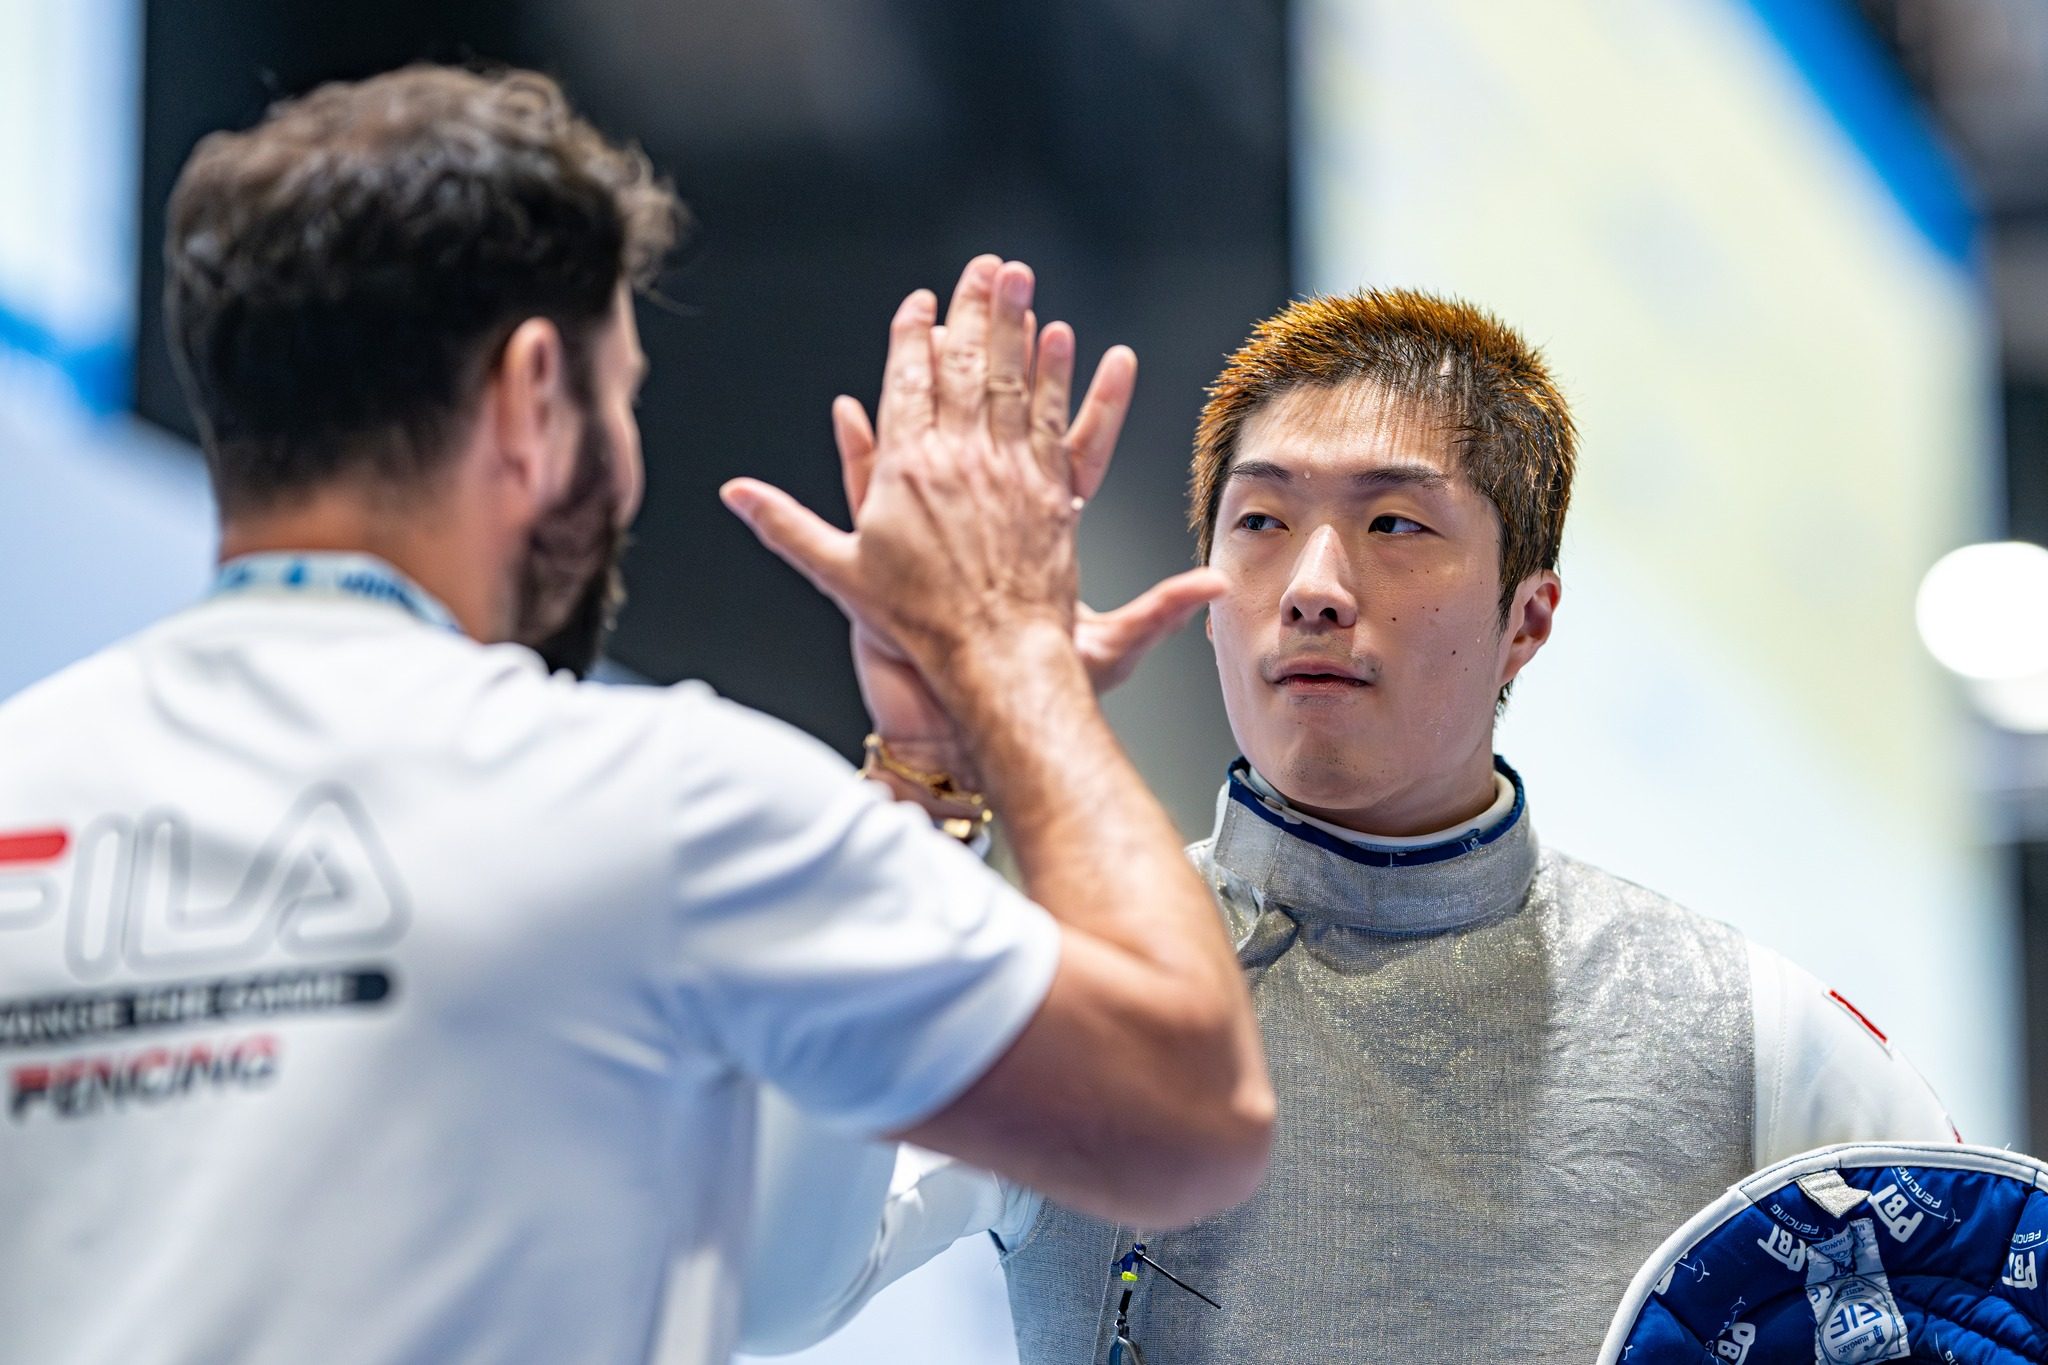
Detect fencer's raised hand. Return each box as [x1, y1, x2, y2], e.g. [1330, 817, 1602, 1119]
[722, 256, 1095, 718]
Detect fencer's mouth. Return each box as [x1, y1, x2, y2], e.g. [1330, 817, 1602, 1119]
[1268, 658, 1371, 688]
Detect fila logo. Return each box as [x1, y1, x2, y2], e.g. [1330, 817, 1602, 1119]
[0, 786, 409, 980]
[2005, 1250, 2039, 1292]
[0, 828, 66, 927]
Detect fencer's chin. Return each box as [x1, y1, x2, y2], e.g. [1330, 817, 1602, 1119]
[1261, 751, 1370, 814]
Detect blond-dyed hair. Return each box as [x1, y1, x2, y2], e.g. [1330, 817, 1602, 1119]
[1190, 289, 1576, 625]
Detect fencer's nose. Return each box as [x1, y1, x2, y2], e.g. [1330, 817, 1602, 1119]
[1279, 526, 1358, 628]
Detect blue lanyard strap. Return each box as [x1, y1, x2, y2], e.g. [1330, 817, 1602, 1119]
[210, 553, 464, 635]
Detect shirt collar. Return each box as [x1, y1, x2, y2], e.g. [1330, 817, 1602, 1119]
[1208, 756, 1538, 934]
[210, 552, 464, 635]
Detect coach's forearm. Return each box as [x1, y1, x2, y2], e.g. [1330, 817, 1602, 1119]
[952, 627, 1266, 1112]
[911, 623, 1271, 1220]
[942, 625, 1231, 972]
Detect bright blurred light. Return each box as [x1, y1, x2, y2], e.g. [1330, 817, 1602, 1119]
[1914, 541, 2048, 681]
[1968, 672, 2048, 734]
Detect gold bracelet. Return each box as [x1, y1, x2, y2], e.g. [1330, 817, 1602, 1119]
[861, 733, 994, 842]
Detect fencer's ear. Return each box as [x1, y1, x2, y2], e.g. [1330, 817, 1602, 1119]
[1497, 570, 1560, 690]
[488, 318, 576, 515]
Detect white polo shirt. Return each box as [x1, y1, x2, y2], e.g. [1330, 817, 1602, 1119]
[0, 554, 1059, 1365]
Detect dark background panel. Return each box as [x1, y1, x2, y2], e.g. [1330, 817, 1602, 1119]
[135, 1, 520, 449]
[136, 0, 1289, 794]
[2004, 379, 2048, 547]
[2022, 841, 2048, 1146]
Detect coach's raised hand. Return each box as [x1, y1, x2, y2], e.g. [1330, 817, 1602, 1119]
[722, 256, 1085, 687]
[722, 258, 1273, 1229]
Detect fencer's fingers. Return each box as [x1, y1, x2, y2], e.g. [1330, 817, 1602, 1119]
[875, 289, 939, 443]
[935, 255, 1000, 435]
[1066, 344, 1137, 503]
[832, 395, 878, 515]
[986, 262, 1035, 444]
[1078, 567, 1229, 694]
[1028, 321, 1077, 484]
[1096, 569, 1228, 653]
[719, 478, 861, 609]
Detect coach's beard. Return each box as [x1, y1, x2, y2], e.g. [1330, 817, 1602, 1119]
[515, 417, 625, 680]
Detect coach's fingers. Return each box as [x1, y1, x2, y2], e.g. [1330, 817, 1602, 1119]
[935, 255, 1000, 437]
[720, 478, 862, 610]
[987, 262, 1034, 445]
[832, 395, 878, 515]
[875, 289, 939, 444]
[1028, 321, 1077, 485]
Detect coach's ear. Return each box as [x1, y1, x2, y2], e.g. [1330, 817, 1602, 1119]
[488, 317, 578, 524]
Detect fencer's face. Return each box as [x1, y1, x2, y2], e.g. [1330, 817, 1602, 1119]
[1205, 382, 1547, 835]
[513, 289, 646, 676]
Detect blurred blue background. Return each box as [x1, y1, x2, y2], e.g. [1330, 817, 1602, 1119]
[5, 2, 2047, 1360]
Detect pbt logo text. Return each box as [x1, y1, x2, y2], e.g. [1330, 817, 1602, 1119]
[1868, 1183, 1924, 1243]
[1758, 1226, 1807, 1272]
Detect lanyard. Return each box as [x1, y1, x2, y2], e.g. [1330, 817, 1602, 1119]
[209, 553, 464, 635]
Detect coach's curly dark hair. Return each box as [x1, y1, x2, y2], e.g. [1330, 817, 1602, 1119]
[165, 64, 685, 517]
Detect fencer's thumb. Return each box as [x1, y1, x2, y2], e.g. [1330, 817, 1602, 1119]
[1081, 568, 1228, 694]
[1129, 568, 1228, 638]
[720, 478, 856, 599]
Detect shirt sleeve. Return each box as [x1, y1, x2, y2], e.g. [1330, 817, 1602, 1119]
[1748, 938, 1960, 1167]
[737, 1086, 900, 1354]
[854, 1150, 1019, 1322]
[666, 688, 1061, 1136]
[737, 1115, 1020, 1354]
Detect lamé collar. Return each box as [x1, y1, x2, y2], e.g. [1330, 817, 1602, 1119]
[1209, 756, 1538, 935]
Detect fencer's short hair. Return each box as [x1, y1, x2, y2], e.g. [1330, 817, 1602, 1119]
[1189, 289, 1577, 626]
[165, 64, 684, 518]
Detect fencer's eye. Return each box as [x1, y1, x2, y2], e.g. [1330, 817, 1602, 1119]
[1237, 513, 1282, 532]
[1371, 514, 1425, 535]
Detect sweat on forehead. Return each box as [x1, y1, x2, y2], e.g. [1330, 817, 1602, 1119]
[1188, 288, 1578, 617]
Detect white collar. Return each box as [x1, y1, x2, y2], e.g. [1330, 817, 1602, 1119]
[211, 552, 463, 635]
